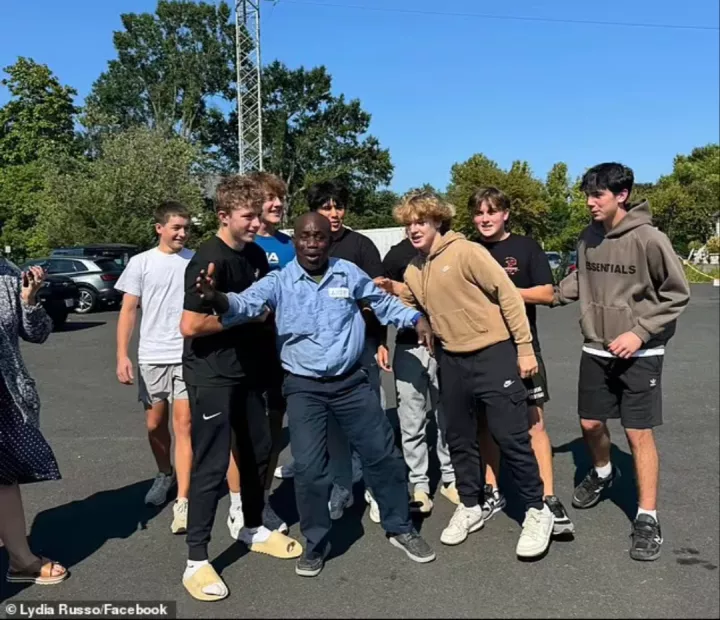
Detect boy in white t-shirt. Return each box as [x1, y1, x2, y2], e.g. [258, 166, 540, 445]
[115, 201, 194, 534]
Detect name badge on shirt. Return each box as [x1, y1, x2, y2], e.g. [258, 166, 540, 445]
[328, 287, 350, 299]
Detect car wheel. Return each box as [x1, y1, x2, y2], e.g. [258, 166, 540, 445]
[50, 309, 69, 329]
[75, 287, 97, 314]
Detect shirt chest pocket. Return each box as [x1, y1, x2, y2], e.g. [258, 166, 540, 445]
[326, 296, 355, 331]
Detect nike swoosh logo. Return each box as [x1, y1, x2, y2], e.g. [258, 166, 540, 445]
[203, 411, 223, 420]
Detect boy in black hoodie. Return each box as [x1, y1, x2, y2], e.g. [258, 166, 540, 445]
[554, 162, 690, 561]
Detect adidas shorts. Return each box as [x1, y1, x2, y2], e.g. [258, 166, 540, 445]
[578, 351, 664, 429]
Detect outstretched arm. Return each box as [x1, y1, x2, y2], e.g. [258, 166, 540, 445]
[353, 268, 434, 353]
[552, 270, 579, 306]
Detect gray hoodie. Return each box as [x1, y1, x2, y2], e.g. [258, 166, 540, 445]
[554, 200, 690, 351]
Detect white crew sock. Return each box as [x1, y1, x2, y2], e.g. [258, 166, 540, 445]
[637, 507, 658, 521]
[595, 462, 612, 479]
[264, 490, 271, 502]
[230, 492, 242, 512]
[184, 559, 208, 578]
[184, 560, 226, 597]
[239, 525, 272, 545]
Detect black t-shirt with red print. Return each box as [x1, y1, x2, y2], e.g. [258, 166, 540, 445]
[479, 234, 553, 353]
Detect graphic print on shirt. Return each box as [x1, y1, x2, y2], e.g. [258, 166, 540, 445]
[503, 256, 519, 276]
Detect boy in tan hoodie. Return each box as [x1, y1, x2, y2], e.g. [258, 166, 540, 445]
[385, 189, 554, 559]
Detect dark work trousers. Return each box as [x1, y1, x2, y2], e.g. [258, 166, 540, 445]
[437, 339, 544, 511]
[186, 381, 271, 561]
[284, 366, 411, 555]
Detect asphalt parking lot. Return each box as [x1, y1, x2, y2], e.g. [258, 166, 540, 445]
[2, 285, 719, 618]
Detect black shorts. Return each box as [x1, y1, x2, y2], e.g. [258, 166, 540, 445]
[523, 353, 550, 406]
[578, 351, 664, 429]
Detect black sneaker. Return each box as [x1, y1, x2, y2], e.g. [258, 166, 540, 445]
[295, 546, 330, 577]
[630, 514, 663, 561]
[389, 530, 436, 563]
[481, 484, 507, 521]
[545, 495, 575, 535]
[572, 466, 618, 509]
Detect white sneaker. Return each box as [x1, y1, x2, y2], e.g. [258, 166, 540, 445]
[364, 489, 380, 524]
[516, 505, 554, 558]
[227, 505, 244, 540]
[440, 504, 484, 546]
[144, 471, 175, 506]
[274, 464, 295, 479]
[171, 499, 188, 534]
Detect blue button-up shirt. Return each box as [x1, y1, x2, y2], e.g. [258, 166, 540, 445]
[222, 257, 420, 378]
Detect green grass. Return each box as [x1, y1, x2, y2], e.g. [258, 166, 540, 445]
[683, 263, 720, 284]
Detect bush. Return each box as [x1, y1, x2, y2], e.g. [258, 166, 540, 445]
[706, 236, 720, 254]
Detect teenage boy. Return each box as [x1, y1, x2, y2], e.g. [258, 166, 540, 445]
[224, 171, 292, 538]
[192, 211, 437, 578]
[179, 176, 301, 603]
[116, 201, 194, 535]
[378, 235, 459, 514]
[252, 171, 295, 272]
[471, 187, 574, 535]
[392, 189, 554, 559]
[553, 163, 690, 561]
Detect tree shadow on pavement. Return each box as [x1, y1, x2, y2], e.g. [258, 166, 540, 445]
[1, 480, 164, 599]
[554, 437, 638, 522]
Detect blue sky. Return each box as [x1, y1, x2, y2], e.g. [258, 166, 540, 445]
[1, 0, 718, 192]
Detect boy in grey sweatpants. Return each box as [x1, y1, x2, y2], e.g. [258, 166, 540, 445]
[378, 237, 458, 513]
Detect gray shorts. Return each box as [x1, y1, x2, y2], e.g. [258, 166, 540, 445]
[138, 364, 187, 406]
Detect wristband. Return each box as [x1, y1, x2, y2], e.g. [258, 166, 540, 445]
[411, 312, 422, 327]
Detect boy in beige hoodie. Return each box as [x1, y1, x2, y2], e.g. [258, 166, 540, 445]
[384, 189, 554, 559]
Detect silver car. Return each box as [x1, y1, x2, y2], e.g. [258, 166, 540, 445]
[22, 256, 124, 314]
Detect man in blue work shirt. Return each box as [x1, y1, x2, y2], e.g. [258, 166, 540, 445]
[192, 212, 437, 577]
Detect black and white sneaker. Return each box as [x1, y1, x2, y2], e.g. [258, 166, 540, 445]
[481, 485, 506, 521]
[572, 466, 618, 509]
[545, 495, 575, 535]
[629, 514, 663, 561]
[389, 531, 436, 563]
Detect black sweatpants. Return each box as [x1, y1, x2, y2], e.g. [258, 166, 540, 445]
[186, 381, 271, 561]
[438, 339, 544, 511]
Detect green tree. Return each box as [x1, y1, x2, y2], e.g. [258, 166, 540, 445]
[543, 162, 571, 250]
[83, 0, 235, 153]
[345, 189, 399, 230]
[37, 127, 208, 253]
[446, 154, 549, 239]
[213, 61, 394, 215]
[0, 162, 50, 261]
[646, 144, 719, 254]
[0, 57, 79, 166]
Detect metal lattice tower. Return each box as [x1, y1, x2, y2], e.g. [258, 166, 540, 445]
[235, 0, 263, 173]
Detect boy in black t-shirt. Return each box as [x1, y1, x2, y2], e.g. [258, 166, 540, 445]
[179, 176, 301, 602]
[472, 187, 574, 536]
